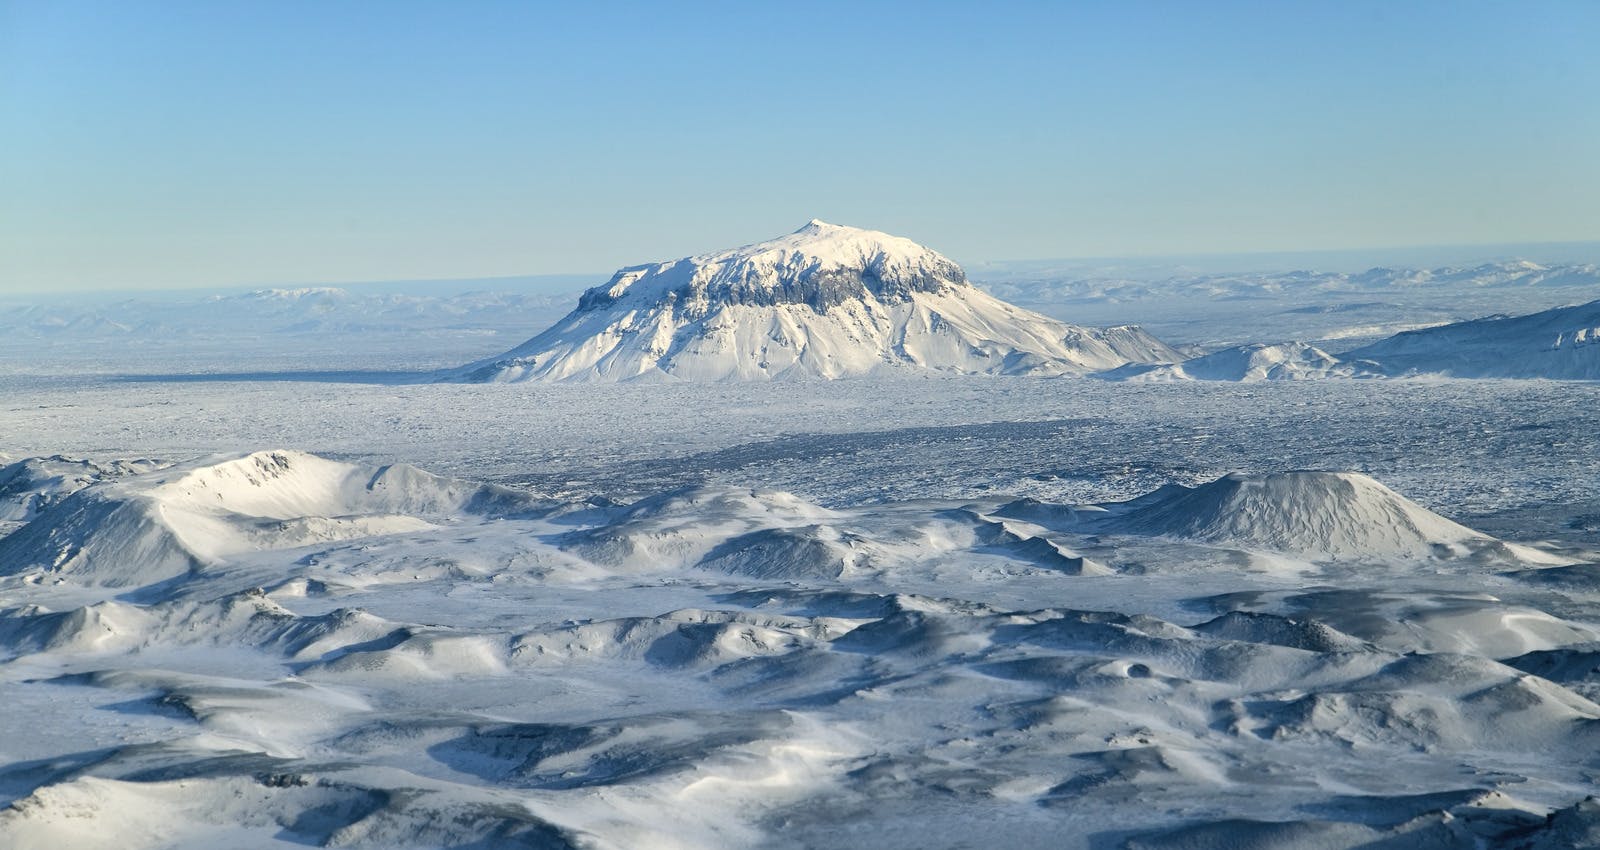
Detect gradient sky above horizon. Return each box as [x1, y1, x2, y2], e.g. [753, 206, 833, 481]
[3, 1, 1597, 293]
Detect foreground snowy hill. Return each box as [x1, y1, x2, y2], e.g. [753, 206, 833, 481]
[0, 451, 545, 587]
[1042, 471, 1518, 560]
[0, 456, 1552, 592]
[452, 221, 1179, 382]
[1, 448, 1596, 849]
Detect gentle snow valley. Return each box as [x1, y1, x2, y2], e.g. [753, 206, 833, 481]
[4, 245, 1600, 849]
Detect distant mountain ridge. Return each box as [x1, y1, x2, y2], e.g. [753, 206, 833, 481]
[452, 221, 1180, 382]
[1098, 297, 1600, 382]
[981, 259, 1600, 304]
[1340, 298, 1600, 379]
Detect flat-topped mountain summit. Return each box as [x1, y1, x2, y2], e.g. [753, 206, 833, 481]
[452, 221, 1179, 382]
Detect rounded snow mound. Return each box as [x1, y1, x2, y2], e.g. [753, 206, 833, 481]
[0, 450, 546, 587]
[697, 525, 871, 580]
[148, 450, 532, 519]
[508, 609, 843, 669]
[1097, 471, 1492, 559]
[1222, 652, 1600, 751]
[1195, 342, 1342, 381]
[0, 589, 400, 662]
[1192, 611, 1372, 653]
[562, 485, 842, 572]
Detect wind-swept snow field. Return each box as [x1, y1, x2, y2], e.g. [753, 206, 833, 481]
[5, 232, 1600, 849]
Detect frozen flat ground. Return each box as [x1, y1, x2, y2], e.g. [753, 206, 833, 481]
[3, 375, 1596, 542]
[3, 272, 1600, 849]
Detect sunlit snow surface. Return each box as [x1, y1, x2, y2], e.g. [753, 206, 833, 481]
[5, 277, 1600, 847]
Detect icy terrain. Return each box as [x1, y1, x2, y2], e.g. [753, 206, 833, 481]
[3, 253, 1600, 849]
[1, 432, 1598, 849]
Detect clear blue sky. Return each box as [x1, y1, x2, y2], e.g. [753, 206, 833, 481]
[3, 0, 1597, 292]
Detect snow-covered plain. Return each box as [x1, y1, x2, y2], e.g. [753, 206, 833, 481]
[4, 255, 1600, 849]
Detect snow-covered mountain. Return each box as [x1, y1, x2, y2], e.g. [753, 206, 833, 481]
[1097, 297, 1600, 382]
[1342, 298, 1600, 379]
[0, 450, 546, 587]
[1349, 259, 1600, 290]
[1084, 471, 1495, 559]
[452, 221, 1180, 382]
[1098, 341, 1380, 383]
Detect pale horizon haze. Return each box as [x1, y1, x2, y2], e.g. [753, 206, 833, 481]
[3, 0, 1597, 293]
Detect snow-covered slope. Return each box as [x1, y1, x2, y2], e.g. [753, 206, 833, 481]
[1006, 471, 1504, 560]
[1099, 296, 1600, 383]
[0, 450, 544, 587]
[1344, 298, 1600, 379]
[1099, 342, 1379, 382]
[0, 456, 164, 524]
[1350, 259, 1600, 290]
[452, 221, 1179, 382]
[1095, 471, 1501, 559]
[0, 444, 1592, 849]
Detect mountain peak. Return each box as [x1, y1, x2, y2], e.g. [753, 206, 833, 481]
[450, 223, 1180, 383]
[708, 219, 945, 268]
[791, 218, 873, 238]
[571, 222, 970, 318]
